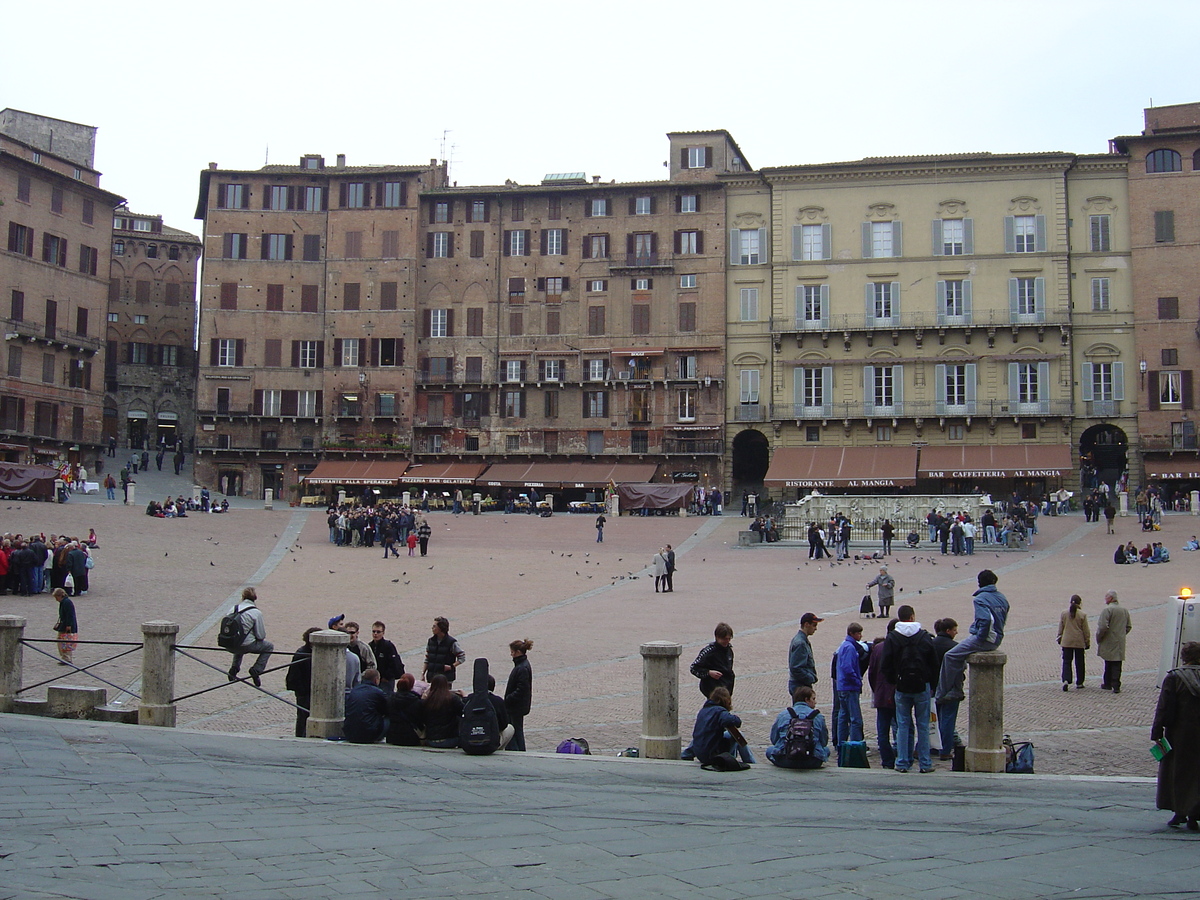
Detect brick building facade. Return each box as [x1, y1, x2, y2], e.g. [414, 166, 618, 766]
[0, 109, 122, 471]
[106, 207, 201, 452]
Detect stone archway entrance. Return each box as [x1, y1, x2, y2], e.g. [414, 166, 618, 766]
[1080, 423, 1128, 489]
[731, 429, 769, 503]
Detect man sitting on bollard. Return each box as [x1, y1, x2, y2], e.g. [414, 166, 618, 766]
[343, 668, 389, 743]
[933, 570, 1009, 706]
[224, 587, 274, 687]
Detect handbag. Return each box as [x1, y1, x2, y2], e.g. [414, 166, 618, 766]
[928, 708, 942, 752]
[85, 555, 94, 569]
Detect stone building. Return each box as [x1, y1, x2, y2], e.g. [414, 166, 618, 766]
[193, 154, 447, 499]
[0, 109, 122, 471]
[725, 149, 1137, 503]
[408, 131, 743, 502]
[1113, 103, 1200, 495]
[105, 206, 201, 452]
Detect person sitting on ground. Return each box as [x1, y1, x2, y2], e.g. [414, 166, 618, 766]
[690, 686, 746, 767]
[906, 531, 921, 549]
[1114, 542, 1129, 565]
[1151, 542, 1170, 564]
[1126, 541, 1139, 564]
[1140, 543, 1154, 563]
[386, 673, 425, 746]
[765, 685, 830, 769]
[343, 668, 389, 744]
[486, 675, 516, 749]
[421, 674, 464, 749]
[1183, 536, 1200, 551]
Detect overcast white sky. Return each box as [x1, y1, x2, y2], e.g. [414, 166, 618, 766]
[4, 0, 1198, 234]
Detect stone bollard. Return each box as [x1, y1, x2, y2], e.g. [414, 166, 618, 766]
[139, 621, 179, 727]
[639, 641, 683, 759]
[0, 615, 26, 713]
[1192, 490, 1199, 515]
[264, 488, 274, 510]
[305, 629, 349, 739]
[337, 490, 347, 507]
[965, 651, 1007, 773]
[1119, 490, 1129, 517]
[126, 484, 137, 506]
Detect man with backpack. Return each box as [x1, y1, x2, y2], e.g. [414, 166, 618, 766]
[221, 587, 274, 687]
[882, 604, 939, 773]
[766, 685, 830, 769]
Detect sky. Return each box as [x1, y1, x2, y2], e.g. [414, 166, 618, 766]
[4, 0, 1198, 235]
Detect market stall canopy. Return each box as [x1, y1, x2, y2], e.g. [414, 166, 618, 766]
[399, 461, 488, 485]
[1144, 458, 1200, 481]
[302, 460, 410, 486]
[482, 461, 657, 490]
[0, 464, 59, 499]
[616, 482, 693, 510]
[764, 446, 919, 489]
[918, 444, 1073, 479]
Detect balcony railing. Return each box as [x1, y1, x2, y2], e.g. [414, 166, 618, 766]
[610, 252, 675, 270]
[1143, 434, 1199, 451]
[662, 438, 724, 455]
[1084, 399, 1122, 417]
[770, 399, 1074, 420]
[627, 411, 652, 424]
[734, 404, 766, 422]
[772, 307, 1068, 334]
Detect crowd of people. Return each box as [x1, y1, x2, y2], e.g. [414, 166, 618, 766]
[1, 530, 96, 598]
[326, 503, 432, 556]
[220, 599, 533, 751]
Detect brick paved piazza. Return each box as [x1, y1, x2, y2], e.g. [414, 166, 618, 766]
[3, 484, 1189, 776]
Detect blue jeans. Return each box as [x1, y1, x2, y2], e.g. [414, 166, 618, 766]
[596, 529, 603, 543]
[875, 707, 896, 768]
[936, 698, 960, 756]
[984, 525, 997, 543]
[965, 537, 974, 555]
[895, 688, 932, 771]
[835, 690, 863, 743]
[936, 633, 1000, 702]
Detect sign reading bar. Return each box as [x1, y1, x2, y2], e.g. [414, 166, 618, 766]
[1150, 470, 1200, 480]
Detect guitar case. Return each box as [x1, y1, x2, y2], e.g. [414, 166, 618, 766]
[459, 657, 501, 755]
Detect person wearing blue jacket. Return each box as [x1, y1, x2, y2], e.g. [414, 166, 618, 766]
[766, 686, 830, 768]
[834, 623, 866, 743]
[690, 687, 743, 765]
[934, 569, 1010, 704]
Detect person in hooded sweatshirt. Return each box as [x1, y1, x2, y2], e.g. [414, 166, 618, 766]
[934, 569, 1009, 705]
[881, 604, 940, 773]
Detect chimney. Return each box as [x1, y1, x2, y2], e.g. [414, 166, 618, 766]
[336, 153, 346, 167]
[208, 162, 218, 170]
[592, 175, 600, 184]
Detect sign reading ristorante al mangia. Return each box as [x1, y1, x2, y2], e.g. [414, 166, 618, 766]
[785, 479, 901, 488]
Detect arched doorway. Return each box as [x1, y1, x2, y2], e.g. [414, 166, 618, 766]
[731, 429, 769, 501]
[1080, 424, 1128, 489]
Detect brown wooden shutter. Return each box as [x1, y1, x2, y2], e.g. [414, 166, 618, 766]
[1148, 371, 1160, 411]
[375, 182, 384, 207]
[422, 309, 432, 337]
[254, 390, 263, 415]
[371, 339, 379, 367]
[333, 338, 342, 365]
[281, 390, 297, 416]
[680, 148, 688, 169]
[445, 310, 454, 336]
[704, 147, 713, 168]
[1184, 371, 1194, 409]
[315, 390, 323, 413]
[482, 199, 490, 223]
[400, 182, 408, 206]
[235, 340, 244, 367]
[502, 231, 511, 257]
[338, 183, 348, 207]
[285, 234, 294, 259]
[540, 230, 548, 255]
[673, 231, 681, 254]
[362, 183, 372, 206]
[291, 341, 300, 368]
[649, 196, 656, 214]
[315, 341, 324, 368]
[426, 233, 434, 258]
[695, 231, 704, 253]
[209, 339, 219, 366]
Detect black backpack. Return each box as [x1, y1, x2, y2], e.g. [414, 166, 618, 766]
[217, 604, 249, 651]
[895, 633, 931, 693]
[459, 658, 501, 755]
[782, 707, 820, 763]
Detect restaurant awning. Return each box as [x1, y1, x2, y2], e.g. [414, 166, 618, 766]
[400, 461, 488, 485]
[302, 460, 410, 486]
[482, 461, 658, 489]
[1144, 458, 1200, 480]
[764, 446, 918, 489]
[611, 347, 666, 358]
[918, 445, 1073, 479]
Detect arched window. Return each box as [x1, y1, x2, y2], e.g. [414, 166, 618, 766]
[1146, 148, 1182, 173]
[1193, 148, 1200, 171]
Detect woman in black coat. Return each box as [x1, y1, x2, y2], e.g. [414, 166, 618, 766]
[421, 675, 464, 748]
[53, 587, 78, 665]
[284, 627, 319, 738]
[504, 639, 534, 751]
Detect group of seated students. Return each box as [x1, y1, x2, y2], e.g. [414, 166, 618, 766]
[145, 496, 228, 517]
[1114, 541, 1171, 564]
[748, 516, 779, 542]
[688, 684, 831, 770]
[342, 670, 516, 750]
